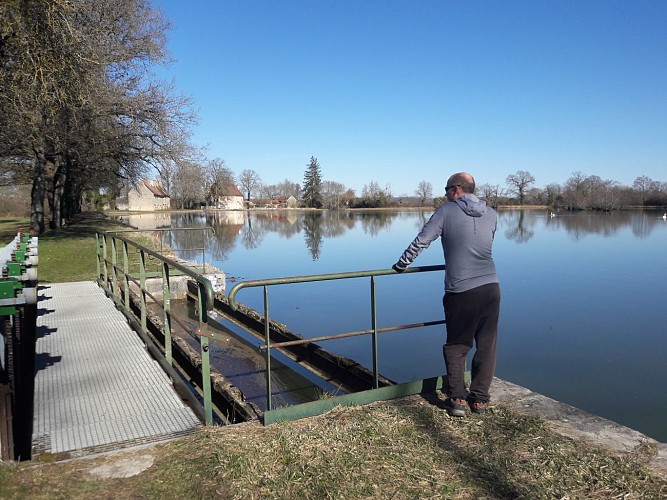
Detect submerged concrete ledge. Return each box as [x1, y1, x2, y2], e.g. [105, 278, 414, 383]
[490, 377, 667, 479]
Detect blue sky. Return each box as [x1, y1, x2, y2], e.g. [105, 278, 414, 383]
[150, 0, 667, 196]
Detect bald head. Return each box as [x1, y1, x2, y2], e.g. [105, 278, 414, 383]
[447, 172, 475, 194]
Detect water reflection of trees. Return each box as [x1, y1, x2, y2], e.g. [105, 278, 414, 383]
[160, 212, 241, 263]
[142, 209, 664, 263]
[546, 212, 624, 240]
[303, 212, 323, 260]
[501, 210, 535, 243]
[358, 211, 397, 236]
[500, 209, 664, 242]
[413, 209, 432, 231]
[546, 211, 658, 240]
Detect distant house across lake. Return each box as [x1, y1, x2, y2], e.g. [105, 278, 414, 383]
[277, 195, 298, 208]
[116, 179, 170, 211]
[212, 184, 244, 210]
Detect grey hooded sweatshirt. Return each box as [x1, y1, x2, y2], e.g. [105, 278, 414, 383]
[395, 194, 498, 293]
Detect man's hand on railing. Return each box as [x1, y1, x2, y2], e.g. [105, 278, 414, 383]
[392, 262, 407, 273]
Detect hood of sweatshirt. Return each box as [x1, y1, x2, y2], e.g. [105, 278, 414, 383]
[454, 194, 488, 217]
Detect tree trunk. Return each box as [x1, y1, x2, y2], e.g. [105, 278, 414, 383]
[47, 156, 67, 229]
[30, 147, 47, 235]
[61, 157, 80, 221]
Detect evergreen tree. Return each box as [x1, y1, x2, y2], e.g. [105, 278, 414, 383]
[302, 156, 323, 208]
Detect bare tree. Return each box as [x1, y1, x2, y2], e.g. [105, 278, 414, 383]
[238, 169, 262, 201]
[276, 179, 300, 198]
[342, 188, 356, 207]
[415, 181, 433, 206]
[562, 171, 592, 209]
[205, 158, 234, 206]
[543, 183, 562, 206]
[171, 161, 205, 209]
[322, 180, 347, 209]
[260, 184, 281, 201]
[0, 0, 198, 233]
[361, 181, 391, 208]
[478, 183, 502, 207]
[506, 170, 535, 205]
[633, 175, 657, 206]
[586, 176, 621, 211]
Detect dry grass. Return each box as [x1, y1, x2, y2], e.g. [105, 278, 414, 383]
[2, 397, 665, 499]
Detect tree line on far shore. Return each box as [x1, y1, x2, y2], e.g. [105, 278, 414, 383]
[172, 161, 667, 212]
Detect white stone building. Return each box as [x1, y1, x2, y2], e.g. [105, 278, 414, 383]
[117, 180, 170, 211]
[214, 184, 244, 210]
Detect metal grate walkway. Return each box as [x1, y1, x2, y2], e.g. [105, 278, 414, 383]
[32, 281, 200, 457]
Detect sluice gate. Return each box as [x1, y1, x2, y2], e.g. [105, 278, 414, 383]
[1, 232, 38, 460]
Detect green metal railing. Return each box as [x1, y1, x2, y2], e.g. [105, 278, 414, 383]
[96, 230, 216, 425]
[102, 227, 215, 273]
[227, 264, 447, 418]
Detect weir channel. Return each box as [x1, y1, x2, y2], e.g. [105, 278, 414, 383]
[98, 229, 442, 427]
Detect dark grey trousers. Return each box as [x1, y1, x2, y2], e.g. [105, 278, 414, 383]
[443, 282, 501, 403]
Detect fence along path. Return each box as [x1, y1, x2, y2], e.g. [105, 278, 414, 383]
[32, 281, 200, 457]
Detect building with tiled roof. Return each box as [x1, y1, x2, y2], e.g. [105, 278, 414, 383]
[118, 179, 170, 211]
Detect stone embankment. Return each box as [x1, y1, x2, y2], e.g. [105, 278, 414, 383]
[491, 377, 667, 479]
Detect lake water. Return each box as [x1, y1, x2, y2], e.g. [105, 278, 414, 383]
[120, 209, 667, 441]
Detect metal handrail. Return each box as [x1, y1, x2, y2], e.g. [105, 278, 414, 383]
[100, 231, 215, 308]
[227, 264, 445, 310]
[96, 230, 215, 425]
[226, 264, 446, 411]
[105, 227, 216, 272]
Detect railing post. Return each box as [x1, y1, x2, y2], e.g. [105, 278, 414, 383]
[371, 276, 379, 388]
[123, 241, 130, 310]
[198, 283, 212, 425]
[111, 236, 118, 299]
[163, 262, 172, 365]
[264, 285, 272, 411]
[102, 234, 108, 286]
[95, 233, 101, 280]
[202, 231, 207, 274]
[139, 249, 147, 335]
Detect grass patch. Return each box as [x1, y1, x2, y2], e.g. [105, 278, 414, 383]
[31, 213, 125, 283]
[1, 213, 169, 283]
[0, 217, 31, 242]
[1, 399, 665, 499]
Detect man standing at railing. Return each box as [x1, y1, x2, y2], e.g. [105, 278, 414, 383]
[392, 172, 500, 417]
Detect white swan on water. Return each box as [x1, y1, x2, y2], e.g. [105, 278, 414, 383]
[663, 213, 666, 220]
[550, 212, 556, 218]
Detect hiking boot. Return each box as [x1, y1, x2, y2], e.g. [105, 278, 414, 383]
[443, 398, 466, 417]
[468, 400, 488, 414]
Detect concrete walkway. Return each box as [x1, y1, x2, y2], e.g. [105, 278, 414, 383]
[32, 281, 200, 458]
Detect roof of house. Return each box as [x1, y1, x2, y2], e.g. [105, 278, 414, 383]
[143, 180, 169, 197]
[220, 184, 243, 197]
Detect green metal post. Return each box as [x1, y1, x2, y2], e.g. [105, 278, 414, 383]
[123, 241, 130, 310]
[163, 262, 172, 365]
[371, 276, 379, 388]
[139, 249, 147, 335]
[102, 234, 108, 286]
[95, 233, 101, 280]
[198, 283, 212, 425]
[264, 285, 272, 411]
[111, 236, 118, 298]
[202, 232, 206, 274]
